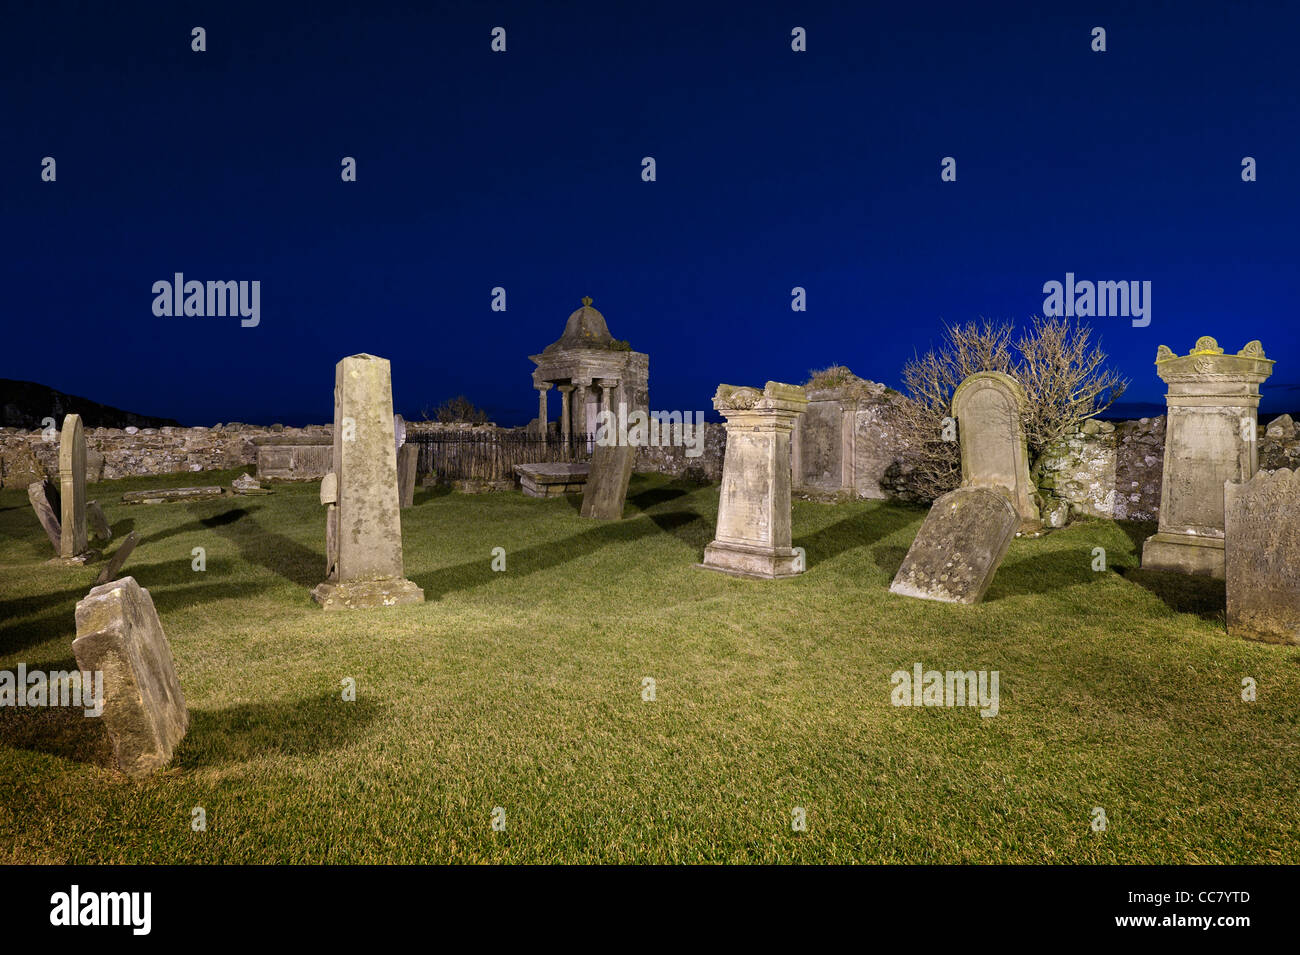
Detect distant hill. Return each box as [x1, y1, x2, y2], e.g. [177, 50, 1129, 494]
[0, 379, 181, 430]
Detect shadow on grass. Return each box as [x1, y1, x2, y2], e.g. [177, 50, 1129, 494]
[628, 486, 688, 511]
[138, 504, 252, 546]
[986, 549, 1099, 601]
[796, 505, 920, 568]
[180, 692, 384, 768]
[0, 584, 94, 654]
[0, 690, 381, 772]
[202, 505, 321, 588]
[413, 485, 453, 505]
[0, 692, 114, 767]
[1116, 519, 1158, 559]
[1118, 567, 1226, 621]
[411, 511, 699, 600]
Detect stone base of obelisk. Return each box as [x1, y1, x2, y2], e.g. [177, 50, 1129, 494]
[311, 577, 425, 610]
[696, 540, 803, 580]
[1141, 532, 1225, 578]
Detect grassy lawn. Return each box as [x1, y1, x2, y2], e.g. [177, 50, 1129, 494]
[1, 467, 1296, 864]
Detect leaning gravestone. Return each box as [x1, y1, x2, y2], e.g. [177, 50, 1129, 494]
[73, 576, 188, 778]
[58, 414, 92, 562]
[950, 372, 1038, 527]
[1225, 469, 1300, 644]
[889, 486, 1020, 604]
[27, 480, 62, 554]
[396, 442, 418, 508]
[580, 443, 635, 520]
[698, 382, 808, 578]
[94, 531, 139, 587]
[86, 500, 112, 542]
[311, 354, 424, 609]
[1142, 338, 1273, 577]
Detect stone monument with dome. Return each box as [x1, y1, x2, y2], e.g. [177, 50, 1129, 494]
[528, 297, 649, 444]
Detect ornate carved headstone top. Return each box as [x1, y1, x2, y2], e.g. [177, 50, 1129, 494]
[1143, 337, 1274, 578]
[712, 381, 808, 415]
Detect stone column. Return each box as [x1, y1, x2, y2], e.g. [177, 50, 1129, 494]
[597, 378, 620, 420]
[58, 413, 91, 562]
[536, 383, 552, 447]
[1142, 337, 1273, 578]
[311, 353, 424, 610]
[697, 382, 808, 579]
[572, 378, 592, 446]
[558, 385, 574, 444]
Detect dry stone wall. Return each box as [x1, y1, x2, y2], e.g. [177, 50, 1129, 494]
[6, 409, 1298, 531]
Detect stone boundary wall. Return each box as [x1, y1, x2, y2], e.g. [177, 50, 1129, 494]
[6, 412, 1297, 528]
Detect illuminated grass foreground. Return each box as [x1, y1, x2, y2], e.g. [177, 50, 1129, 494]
[1, 468, 1296, 864]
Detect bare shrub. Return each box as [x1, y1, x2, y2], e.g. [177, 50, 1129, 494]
[893, 317, 1127, 503]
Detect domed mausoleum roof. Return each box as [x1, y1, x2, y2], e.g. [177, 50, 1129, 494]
[544, 296, 616, 352]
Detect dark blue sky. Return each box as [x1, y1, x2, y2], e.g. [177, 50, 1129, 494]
[3, 1, 1297, 426]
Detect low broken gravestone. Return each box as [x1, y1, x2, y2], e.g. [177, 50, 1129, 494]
[94, 532, 139, 587]
[889, 486, 1020, 604]
[27, 480, 62, 554]
[580, 443, 635, 520]
[1225, 469, 1300, 644]
[73, 576, 188, 778]
[397, 442, 418, 508]
[122, 487, 226, 504]
[232, 472, 272, 495]
[86, 500, 112, 542]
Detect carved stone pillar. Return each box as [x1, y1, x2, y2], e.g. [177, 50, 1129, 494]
[536, 382, 552, 447]
[558, 385, 574, 443]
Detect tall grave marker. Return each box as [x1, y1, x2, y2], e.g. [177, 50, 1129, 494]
[1225, 468, 1300, 644]
[1142, 338, 1273, 577]
[311, 354, 424, 609]
[697, 382, 807, 579]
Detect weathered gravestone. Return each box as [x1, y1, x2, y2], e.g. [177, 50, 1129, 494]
[59, 414, 92, 562]
[94, 532, 139, 587]
[27, 479, 62, 553]
[311, 354, 424, 610]
[73, 576, 188, 778]
[951, 372, 1038, 528]
[393, 413, 407, 455]
[698, 382, 808, 579]
[889, 486, 1020, 604]
[580, 443, 635, 520]
[1225, 469, 1300, 644]
[1142, 338, 1273, 578]
[86, 500, 112, 542]
[397, 443, 418, 508]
